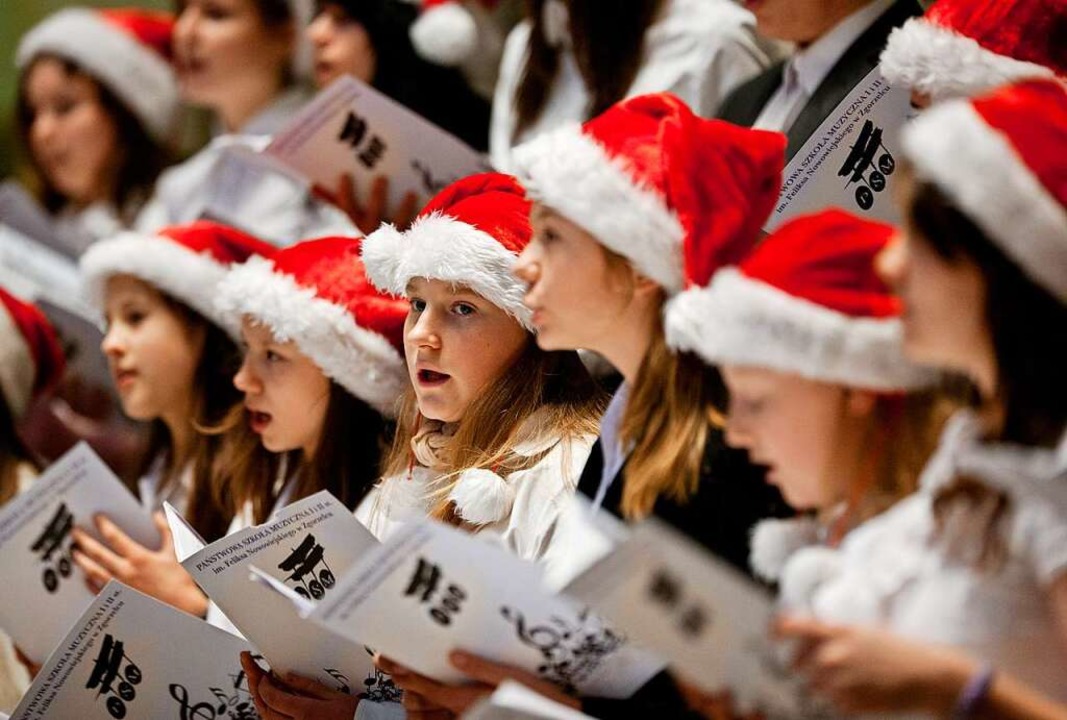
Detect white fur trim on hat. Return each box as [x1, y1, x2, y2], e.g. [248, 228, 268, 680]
[0, 308, 35, 418]
[665, 269, 938, 390]
[215, 256, 407, 416]
[903, 101, 1067, 303]
[362, 213, 534, 329]
[879, 19, 1057, 101]
[16, 9, 178, 142]
[512, 124, 686, 293]
[80, 233, 235, 336]
[410, 2, 478, 67]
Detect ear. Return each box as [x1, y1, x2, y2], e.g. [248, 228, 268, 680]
[844, 388, 878, 418]
[631, 269, 661, 298]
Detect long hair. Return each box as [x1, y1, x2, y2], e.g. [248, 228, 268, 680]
[513, 0, 664, 140]
[16, 56, 171, 224]
[211, 381, 390, 526]
[318, 0, 491, 150]
[908, 179, 1067, 569]
[0, 398, 39, 506]
[135, 297, 242, 540]
[381, 338, 604, 523]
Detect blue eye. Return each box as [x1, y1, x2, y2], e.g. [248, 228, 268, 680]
[410, 298, 426, 313]
[452, 303, 475, 316]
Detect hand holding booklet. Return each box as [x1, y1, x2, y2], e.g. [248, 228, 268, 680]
[268, 519, 666, 700]
[264, 76, 491, 210]
[565, 516, 831, 718]
[9, 581, 258, 720]
[0, 444, 159, 663]
[170, 492, 398, 702]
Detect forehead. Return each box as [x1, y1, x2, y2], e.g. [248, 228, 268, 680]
[105, 275, 161, 304]
[405, 277, 482, 300]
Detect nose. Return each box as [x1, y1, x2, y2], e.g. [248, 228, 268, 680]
[173, 6, 199, 55]
[101, 323, 126, 360]
[233, 355, 261, 395]
[512, 243, 540, 285]
[876, 233, 907, 289]
[723, 416, 753, 451]
[307, 12, 331, 46]
[405, 307, 442, 350]
[31, 110, 59, 149]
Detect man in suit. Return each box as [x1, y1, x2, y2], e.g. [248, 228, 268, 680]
[718, 0, 922, 161]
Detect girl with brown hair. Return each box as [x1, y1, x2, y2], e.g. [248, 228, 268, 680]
[773, 79, 1067, 716]
[241, 174, 601, 719]
[69, 221, 274, 616]
[15, 7, 177, 248]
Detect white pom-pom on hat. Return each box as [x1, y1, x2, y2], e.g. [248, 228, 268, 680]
[448, 468, 517, 525]
[749, 517, 822, 583]
[410, 0, 478, 67]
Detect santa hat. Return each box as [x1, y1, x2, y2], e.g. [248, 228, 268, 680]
[361, 172, 534, 329]
[879, 0, 1065, 101]
[666, 209, 937, 390]
[80, 221, 277, 338]
[216, 236, 408, 415]
[512, 93, 786, 294]
[902, 79, 1067, 303]
[0, 288, 66, 420]
[408, 0, 499, 67]
[16, 8, 178, 142]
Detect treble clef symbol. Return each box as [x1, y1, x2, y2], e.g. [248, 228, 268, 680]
[169, 683, 218, 720]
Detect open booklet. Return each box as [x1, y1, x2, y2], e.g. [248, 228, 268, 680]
[263, 75, 491, 210]
[0, 444, 159, 664]
[168, 492, 398, 702]
[565, 516, 832, 719]
[10, 581, 258, 720]
[255, 517, 665, 700]
[764, 67, 915, 233]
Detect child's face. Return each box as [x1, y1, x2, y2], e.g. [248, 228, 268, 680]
[101, 276, 205, 425]
[234, 319, 331, 457]
[877, 214, 993, 392]
[516, 204, 642, 356]
[306, 2, 377, 89]
[403, 278, 529, 423]
[722, 365, 874, 511]
[23, 57, 120, 207]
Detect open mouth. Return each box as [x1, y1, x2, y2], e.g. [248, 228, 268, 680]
[417, 369, 450, 387]
[113, 369, 138, 389]
[249, 411, 272, 433]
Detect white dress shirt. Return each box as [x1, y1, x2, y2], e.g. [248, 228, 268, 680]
[753, 0, 896, 132]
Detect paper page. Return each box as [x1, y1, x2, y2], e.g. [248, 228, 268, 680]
[310, 520, 664, 699]
[10, 581, 258, 720]
[462, 681, 596, 720]
[565, 518, 828, 718]
[180, 492, 398, 702]
[265, 76, 491, 209]
[0, 181, 87, 258]
[163, 502, 207, 563]
[543, 494, 631, 594]
[765, 68, 915, 233]
[0, 223, 93, 322]
[0, 444, 160, 663]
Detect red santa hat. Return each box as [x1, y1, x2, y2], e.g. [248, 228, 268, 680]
[361, 172, 534, 329]
[511, 93, 786, 294]
[408, 0, 500, 67]
[16, 7, 178, 142]
[216, 236, 408, 415]
[80, 221, 277, 338]
[902, 79, 1067, 303]
[0, 288, 66, 419]
[879, 0, 1065, 101]
[666, 209, 937, 390]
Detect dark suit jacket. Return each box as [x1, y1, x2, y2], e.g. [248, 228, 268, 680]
[717, 0, 923, 161]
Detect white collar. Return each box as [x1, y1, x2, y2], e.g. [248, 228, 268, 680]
[789, 0, 895, 96]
